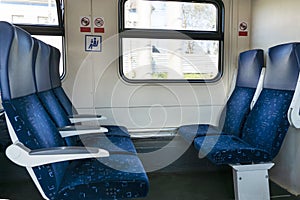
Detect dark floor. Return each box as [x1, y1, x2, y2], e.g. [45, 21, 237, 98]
[0, 169, 298, 200]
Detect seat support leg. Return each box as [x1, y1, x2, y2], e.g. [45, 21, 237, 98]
[230, 163, 274, 200]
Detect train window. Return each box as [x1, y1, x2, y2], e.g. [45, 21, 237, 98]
[0, 0, 65, 77]
[119, 0, 224, 83]
[0, 0, 59, 25]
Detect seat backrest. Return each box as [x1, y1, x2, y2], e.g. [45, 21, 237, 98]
[221, 49, 264, 137]
[0, 21, 68, 199]
[50, 47, 78, 115]
[241, 42, 300, 159]
[33, 39, 79, 145]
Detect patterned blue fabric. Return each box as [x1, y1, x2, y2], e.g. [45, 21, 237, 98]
[221, 87, 256, 136]
[194, 135, 270, 165]
[38, 91, 70, 127]
[57, 155, 149, 199]
[53, 87, 78, 116]
[241, 89, 294, 159]
[194, 89, 294, 165]
[3, 96, 148, 199]
[0, 22, 149, 200]
[178, 124, 220, 143]
[38, 90, 79, 146]
[71, 125, 133, 154]
[80, 134, 137, 154]
[50, 86, 132, 144]
[38, 91, 131, 149]
[2, 95, 68, 199]
[79, 125, 136, 154]
[178, 87, 255, 142]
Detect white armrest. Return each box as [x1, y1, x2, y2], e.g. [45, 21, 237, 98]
[251, 67, 265, 109]
[5, 142, 109, 167]
[59, 125, 108, 138]
[69, 114, 107, 123]
[288, 73, 300, 128]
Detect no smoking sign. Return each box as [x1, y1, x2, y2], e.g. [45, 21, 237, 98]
[239, 21, 248, 37]
[94, 17, 105, 33]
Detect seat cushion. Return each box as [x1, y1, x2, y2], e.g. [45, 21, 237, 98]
[194, 135, 271, 165]
[178, 124, 220, 143]
[57, 155, 149, 199]
[78, 125, 135, 153]
[178, 87, 256, 143]
[241, 89, 294, 159]
[80, 135, 137, 154]
[53, 87, 78, 115]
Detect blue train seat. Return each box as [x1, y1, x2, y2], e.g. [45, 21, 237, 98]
[0, 21, 149, 200]
[178, 49, 264, 143]
[194, 42, 300, 165]
[33, 39, 136, 153]
[49, 47, 106, 123]
[49, 46, 77, 116]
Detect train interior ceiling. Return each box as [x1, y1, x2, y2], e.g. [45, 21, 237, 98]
[1, 0, 300, 199]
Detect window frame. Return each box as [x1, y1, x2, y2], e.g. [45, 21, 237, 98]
[8, 0, 66, 79]
[13, 0, 64, 35]
[118, 0, 225, 83]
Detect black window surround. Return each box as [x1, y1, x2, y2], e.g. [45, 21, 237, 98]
[119, 0, 225, 83]
[14, 0, 64, 36]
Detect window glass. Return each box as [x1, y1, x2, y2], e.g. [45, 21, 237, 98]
[125, 0, 217, 31]
[122, 38, 219, 80]
[120, 0, 224, 82]
[0, 0, 59, 25]
[0, 0, 65, 78]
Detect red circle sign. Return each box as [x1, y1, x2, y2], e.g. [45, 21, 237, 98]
[81, 17, 90, 27]
[94, 17, 104, 27]
[239, 22, 248, 31]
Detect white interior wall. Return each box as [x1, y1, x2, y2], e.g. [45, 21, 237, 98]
[236, 0, 251, 53]
[250, 0, 300, 195]
[63, 0, 251, 132]
[251, 0, 300, 51]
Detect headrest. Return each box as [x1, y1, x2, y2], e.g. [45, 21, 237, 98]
[236, 49, 264, 88]
[50, 47, 62, 88]
[264, 43, 300, 91]
[33, 38, 52, 92]
[0, 22, 36, 101]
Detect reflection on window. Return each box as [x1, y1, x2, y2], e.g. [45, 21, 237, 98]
[0, 0, 58, 25]
[37, 16, 49, 24]
[124, 0, 217, 31]
[122, 38, 218, 80]
[11, 15, 24, 23]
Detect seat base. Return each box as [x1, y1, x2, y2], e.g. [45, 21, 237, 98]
[230, 163, 274, 200]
